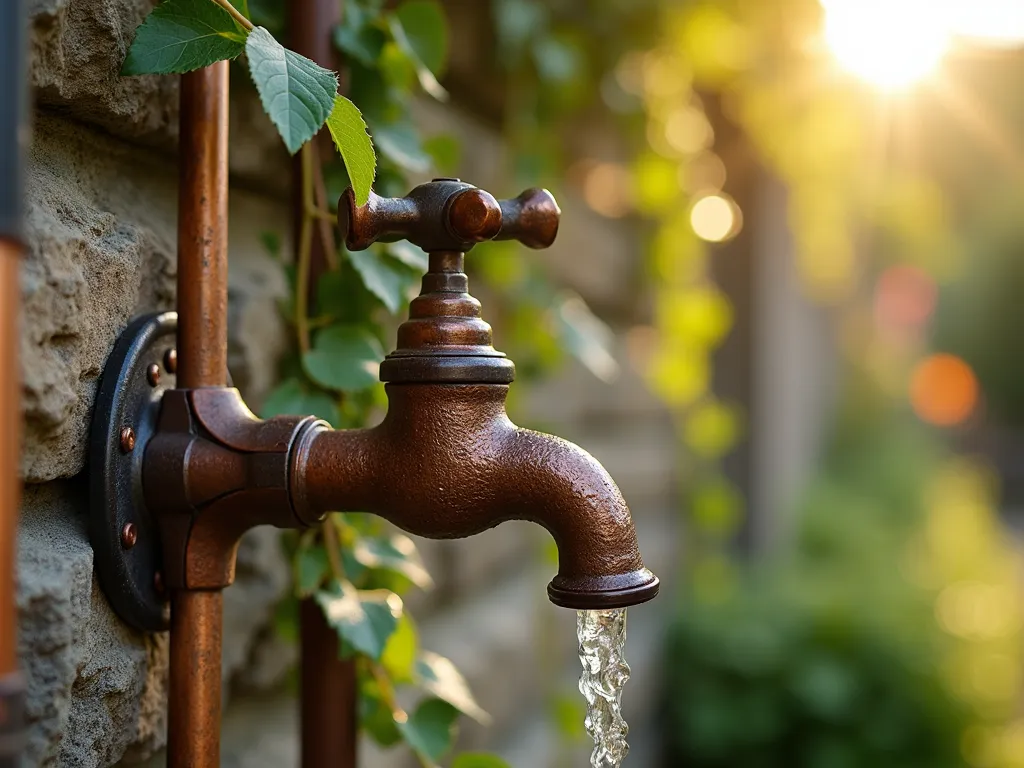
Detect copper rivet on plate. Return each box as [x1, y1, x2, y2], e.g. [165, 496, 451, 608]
[120, 426, 136, 453]
[121, 522, 138, 549]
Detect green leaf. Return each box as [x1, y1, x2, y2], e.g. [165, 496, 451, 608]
[416, 651, 490, 724]
[382, 613, 418, 682]
[316, 580, 403, 660]
[296, 545, 329, 597]
[333, 11, 387, 67]
[353, 532, 433, 589]
[361, 688, 403, 746]
[531, 35, 583, 83]
[259, 230, 282, 259]
[378, 41, 418, 92]
[387, 242, 429, 272]
[372, 121, 432, 173]
[347, 249, 418, 314]
[326, 95, 377, 207]
[385, 8, 446, 100]
[452, 754, 512, 768]
[553, 292, 619, 383]
[423, 134, 461, 175]
[396, 698, 459, 764]
[261, 377, 339, 426]
[392, 1, 449, 74]
[121, 0, 247, 75]
[245, 26, 338, 154]
[303, 324, 384, 392]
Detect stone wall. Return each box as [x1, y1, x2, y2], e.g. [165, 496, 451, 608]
[16, 2, 681, 766]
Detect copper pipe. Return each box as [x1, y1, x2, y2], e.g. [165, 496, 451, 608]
[0, 240, 24, 768]
[177, 63, 229, 391]
[287, 2, 358, 765]
[0, 241, 19, 679]
[1, 0, 27, 761]
[168, 63, 230, 768]
[168, 590, 223, 768]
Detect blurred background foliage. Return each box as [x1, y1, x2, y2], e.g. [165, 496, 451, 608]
[247, 0, 1024, 764]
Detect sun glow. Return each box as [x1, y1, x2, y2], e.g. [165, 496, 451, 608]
[822, 0, 950, 90]
[821, 0, 1024, 91]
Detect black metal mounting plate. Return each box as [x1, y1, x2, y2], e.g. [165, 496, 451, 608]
[89, 312, 176, 632]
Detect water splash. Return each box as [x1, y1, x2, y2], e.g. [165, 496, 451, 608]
[577, 608, 630, 767]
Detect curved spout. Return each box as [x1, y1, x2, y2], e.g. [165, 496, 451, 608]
[291, 383, 659, 609]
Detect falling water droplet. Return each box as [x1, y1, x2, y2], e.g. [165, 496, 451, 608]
[578, 608, 630, 767]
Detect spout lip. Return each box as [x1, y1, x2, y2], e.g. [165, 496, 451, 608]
[547, 568, 660, 610]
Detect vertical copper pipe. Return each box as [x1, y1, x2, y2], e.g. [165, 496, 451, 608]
[169, 62, 230, 768]
[0, 240, 23, 768]
[177, 63, 229, 391]
[168, 591, 224, 768]
[288, 3, 359, 767]
[0, 1, 27, 764]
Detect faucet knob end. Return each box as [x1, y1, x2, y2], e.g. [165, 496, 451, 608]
[496, 188, 561, 250]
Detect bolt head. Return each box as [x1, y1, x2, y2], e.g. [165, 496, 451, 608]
[146, 363, 161, 387]
[121, 522, 138, 549]
[119, 426, 136, 453]
[164, 348, 177, 374]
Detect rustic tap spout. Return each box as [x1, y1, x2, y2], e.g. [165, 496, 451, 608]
[292, 381, 658, 608]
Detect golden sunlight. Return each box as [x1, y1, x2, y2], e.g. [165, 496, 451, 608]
[821, 0, 950, 90]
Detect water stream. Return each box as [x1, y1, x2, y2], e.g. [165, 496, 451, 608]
[577, 608, 630, 768]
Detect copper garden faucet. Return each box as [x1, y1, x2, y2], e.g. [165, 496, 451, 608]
[87, 171, 660, 767]
[139, 178, 659, 610]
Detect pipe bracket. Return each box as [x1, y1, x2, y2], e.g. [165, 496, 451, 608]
[89, 312, 177, 632]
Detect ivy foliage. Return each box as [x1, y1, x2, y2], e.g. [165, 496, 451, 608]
[121, 0, 247, 74]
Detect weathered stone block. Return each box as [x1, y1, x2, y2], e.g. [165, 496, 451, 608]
[31, 0, 179, 144]
[18, 481, 163, 767]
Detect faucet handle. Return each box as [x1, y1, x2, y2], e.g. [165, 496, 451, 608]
[339, 179, 560, 254]
[495, 187, 560, 249]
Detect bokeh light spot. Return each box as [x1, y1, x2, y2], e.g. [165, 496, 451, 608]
[874, 265, 938, 334]
[910, 353, 979, 427]
[690, 193, 741, 242]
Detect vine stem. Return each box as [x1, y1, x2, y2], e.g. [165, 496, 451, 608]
[209, 0, 254, 31]
[322, 515, 346, 584]
[310, 141, 339, 270]
[295, 143, 315, 355]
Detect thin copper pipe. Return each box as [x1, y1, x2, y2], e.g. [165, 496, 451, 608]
[0, 239, 23, 768]
[169, 63, 230, 768]
[168, 590, 223, 768]
[0, 240, 19, 677]
[177, 63, 229, 391]
[288, 2, 359, 766]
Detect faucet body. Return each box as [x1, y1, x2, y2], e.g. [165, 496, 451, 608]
[294, 382, 656, 607]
